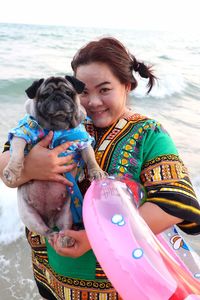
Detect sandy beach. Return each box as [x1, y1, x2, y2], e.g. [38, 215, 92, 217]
[0, 237, 41, 300]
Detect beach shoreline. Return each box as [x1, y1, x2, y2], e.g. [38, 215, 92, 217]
[0, 236, 41, 300]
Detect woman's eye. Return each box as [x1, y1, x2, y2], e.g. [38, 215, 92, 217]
[81, 90, 88, 96]
[100, 88, 110, 93]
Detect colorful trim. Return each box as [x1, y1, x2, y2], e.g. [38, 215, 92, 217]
[140, 155, 200, 234]
[26, 229, 118, 299]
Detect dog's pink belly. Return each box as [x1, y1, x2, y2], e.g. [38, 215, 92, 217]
[22, 180, 67, 217]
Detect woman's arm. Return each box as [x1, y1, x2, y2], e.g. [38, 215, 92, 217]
[0, 132, 76, 188]
[138, 202, 183, 235]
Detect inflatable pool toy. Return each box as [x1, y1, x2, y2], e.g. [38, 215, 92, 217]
[83, 176, 200, 299]
[83, 176, 200, 300]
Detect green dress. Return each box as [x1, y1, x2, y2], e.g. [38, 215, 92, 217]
[5, 112, 200, 300]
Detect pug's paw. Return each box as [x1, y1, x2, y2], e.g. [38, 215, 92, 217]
[88, 168, 107, 181]
[3, 162, 23, 185]
[58, 234, 75, 248]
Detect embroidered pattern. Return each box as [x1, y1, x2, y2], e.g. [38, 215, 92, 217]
[140, 155, 188, 184]
[26, 229, 121, 300]
[140, 155, 200, 234]
[86, 114, 148, 179]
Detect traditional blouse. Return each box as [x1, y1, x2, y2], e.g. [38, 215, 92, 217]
[3, 112, 200, 300]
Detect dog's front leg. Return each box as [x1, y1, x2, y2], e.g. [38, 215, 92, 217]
[81, 145, 106, 180]
[3, 137, 26, 185]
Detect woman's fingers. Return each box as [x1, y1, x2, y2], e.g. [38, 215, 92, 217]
[57, 154, 75, 166]
[51, 230, 91, 258]
[34, 134, 76, 167]
[52, 141, 74, 156]
[53, 174, 74, 186]
[37, 131, 54, 148]
[24, 133, 78, 183]
[57, 163, 77, 174]
[36, 133, 74, 159]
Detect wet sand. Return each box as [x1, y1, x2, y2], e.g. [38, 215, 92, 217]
[0, 236, 41, 300]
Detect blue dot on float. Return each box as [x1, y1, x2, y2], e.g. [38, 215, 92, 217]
[108, 175, 115, 180]
[118, 220, 125, 226]
[132, 248, 144, 259]
[194, 273, 200, 279]
[101, 181, 108, 186]
[111, 214, 125, 226]
[112, 214, 123, 223]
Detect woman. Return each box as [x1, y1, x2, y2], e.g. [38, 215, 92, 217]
[1, 37, 200, 300]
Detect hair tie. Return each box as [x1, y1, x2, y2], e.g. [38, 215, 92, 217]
[131, 60, 149, 79]
[136, 62, 149, 79]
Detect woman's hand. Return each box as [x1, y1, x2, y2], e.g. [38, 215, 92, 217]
[23, 131, 76, 186]
[50, 229, 91, 258]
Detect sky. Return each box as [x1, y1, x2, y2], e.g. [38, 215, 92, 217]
[0, 0, 199, 32]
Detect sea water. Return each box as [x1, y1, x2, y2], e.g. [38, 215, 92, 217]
[0, 22, 200, 299]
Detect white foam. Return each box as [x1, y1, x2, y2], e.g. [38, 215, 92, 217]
[0, 180, 24, 244]
[0, 255, 10, 272]
[192, 176, 200, 203]
[133, 71, 186, 98]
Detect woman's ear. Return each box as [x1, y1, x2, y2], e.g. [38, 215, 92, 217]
[126, 83, 131, 93]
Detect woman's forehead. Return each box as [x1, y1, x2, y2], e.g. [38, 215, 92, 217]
[76, 62, 116, 86]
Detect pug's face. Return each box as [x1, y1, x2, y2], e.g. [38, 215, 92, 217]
[25, 76, 86, 130]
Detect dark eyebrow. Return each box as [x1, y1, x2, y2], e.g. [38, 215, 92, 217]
[95, 81, 111, 88]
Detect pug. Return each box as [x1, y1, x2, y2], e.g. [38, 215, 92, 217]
[3, 75, 105, 246]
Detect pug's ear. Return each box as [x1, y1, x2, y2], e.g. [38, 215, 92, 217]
[25, 78, 44, 99]
[65, 75, 85, 94]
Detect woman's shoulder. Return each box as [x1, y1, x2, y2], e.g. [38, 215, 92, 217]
[123, 112, 172, 143]
[123, 111, 161, 128]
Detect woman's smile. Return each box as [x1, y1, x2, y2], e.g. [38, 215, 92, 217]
[90, 108, 108, 116]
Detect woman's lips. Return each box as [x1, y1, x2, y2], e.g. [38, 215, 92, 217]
[90, 109, 108, 117]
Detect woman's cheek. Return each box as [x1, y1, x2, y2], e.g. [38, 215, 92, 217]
[80, 97, 88, 108]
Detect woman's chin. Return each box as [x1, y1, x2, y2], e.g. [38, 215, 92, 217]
[92, 118, 113, 128]
[90, 111, 117, 128]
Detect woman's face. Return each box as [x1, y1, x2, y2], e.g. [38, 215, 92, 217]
[76, 62, 130, 128]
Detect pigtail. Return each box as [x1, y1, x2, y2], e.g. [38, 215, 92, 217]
[131, 56, 156, 93]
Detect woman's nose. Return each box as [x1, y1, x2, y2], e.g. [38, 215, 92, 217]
[88, 95, 102, 106]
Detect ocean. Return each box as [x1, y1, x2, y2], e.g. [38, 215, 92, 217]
[0, 22, 200, 299]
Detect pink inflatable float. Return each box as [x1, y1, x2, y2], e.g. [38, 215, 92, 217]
[83, 176, 200, 300]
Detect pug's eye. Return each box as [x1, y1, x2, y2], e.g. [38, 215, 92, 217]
[41, 93, 49, 99]
[66, 91, 75, 98]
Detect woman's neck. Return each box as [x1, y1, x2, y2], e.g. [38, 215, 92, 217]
[94, 107, 134, 132]
[120, 106, 134, 119]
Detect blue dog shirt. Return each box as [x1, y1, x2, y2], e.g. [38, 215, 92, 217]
[8, 114, 95, 223]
